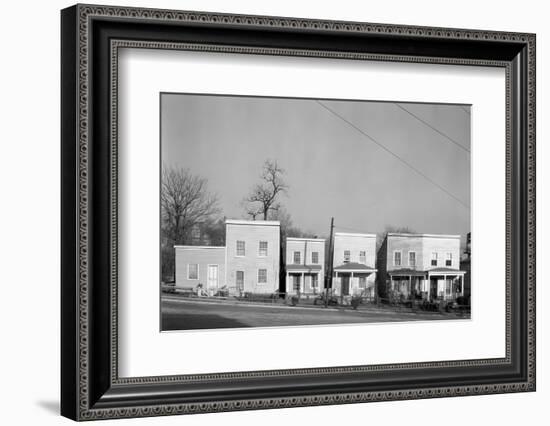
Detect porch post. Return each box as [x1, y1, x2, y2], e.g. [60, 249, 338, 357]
[443, 274, 447, 300]
[286, 271, 289, 294]
[426, 274, 430, 300]
[301, 272, 304, 295]
[409, 275, 412, 298]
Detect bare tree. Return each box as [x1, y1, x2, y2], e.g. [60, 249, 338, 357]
[376, 225, 415, 252]
[269, 205, 317, 239]
[160, 165, 219, 281]
[161, 165, 220, 245]
[243, 160, 288, 220]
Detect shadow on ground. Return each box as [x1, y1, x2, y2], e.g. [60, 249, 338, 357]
[162, 312, 248, 330]
[36, 400, 59, 415]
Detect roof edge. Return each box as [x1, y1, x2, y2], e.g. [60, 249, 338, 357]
[334, 232, 376, 238]
[387, 233, 462, 239]
[286, 237, 326, 242]
[174, 245, 226, 249]
[225, 219, 280, 226]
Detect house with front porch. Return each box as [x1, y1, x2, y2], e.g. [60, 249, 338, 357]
[332, 232, 377, 299]
[225, 219, 281, 295]
[284, 237, 325, 296]
[376, 233, 466, 302]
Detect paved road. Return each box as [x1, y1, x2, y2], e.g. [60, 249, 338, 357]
[161, 297, 465, 331]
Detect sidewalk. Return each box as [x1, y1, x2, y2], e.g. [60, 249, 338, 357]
[161, 293, 457, 317]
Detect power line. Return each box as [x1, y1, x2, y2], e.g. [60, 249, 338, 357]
[315, 100, 470, 209]
[394, 103, 470, 153]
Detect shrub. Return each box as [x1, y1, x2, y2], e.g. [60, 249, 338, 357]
[350, 296, 362, 310]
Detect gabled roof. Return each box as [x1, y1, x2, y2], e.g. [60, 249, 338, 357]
[334, 262, 376, 271]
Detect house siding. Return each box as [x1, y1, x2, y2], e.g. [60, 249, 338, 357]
[174, 246, 226, 293]
[332, 232, 377, 298]
[226, 220, 280, 294]
[378, 233, 465, 301]
[285, 238, 325, 295]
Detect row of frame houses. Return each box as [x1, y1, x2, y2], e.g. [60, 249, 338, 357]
[174, 219, 468, 302]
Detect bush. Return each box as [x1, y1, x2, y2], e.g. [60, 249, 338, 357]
[350, 296, 362, 310]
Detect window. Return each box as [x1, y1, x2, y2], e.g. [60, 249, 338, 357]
[293, 251, 301, 264]
[258, 241, 268, 256]
[187, 264, 199, 280]
[409, 251, 416, 267]
[311, 274, 318, 288]
[394, 251, 402, 266]
[236, 271, 244, 290]
[446, 253, 452, 267]
[359, 251, 366, 264]
[431, 252, 438, 266]
[258, 269, 267, 284]
[312, 251, 319, 264]
[344, 250, 351, 263]
[236, 240, 245, 256]
[359, 276, 366, 288]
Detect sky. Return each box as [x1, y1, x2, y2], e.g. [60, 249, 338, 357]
[161, 93, 470, 244]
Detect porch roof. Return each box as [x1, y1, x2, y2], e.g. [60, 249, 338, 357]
[334, 262, 376, 272]
[388, 269, 427, 277]
[286, 264, 322, 272]
[428, 267, 466, 275]
[388, 267, 466, 276]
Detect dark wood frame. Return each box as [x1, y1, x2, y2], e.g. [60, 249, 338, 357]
[61, 3, 536, 421]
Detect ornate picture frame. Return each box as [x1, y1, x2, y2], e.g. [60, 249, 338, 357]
[61, 4, 535, 421]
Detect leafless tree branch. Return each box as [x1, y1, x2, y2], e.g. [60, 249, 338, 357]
[243, 159, 288, 220]
[161, 165, 220, 246]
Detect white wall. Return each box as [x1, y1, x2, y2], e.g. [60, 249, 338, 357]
[174, 246, 226, 290]
[0, 0, 547, 425]
[226, 221, 280, 293]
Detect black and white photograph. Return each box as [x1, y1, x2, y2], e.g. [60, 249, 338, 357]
[160, 93, 472, 331]
[53, 2, 537, 422]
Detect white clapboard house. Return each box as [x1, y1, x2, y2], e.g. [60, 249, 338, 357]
[331, 232, 377, 299]
[284, 237, 325, 296]
[174, 246, 226, 295]
[175, 219, 281, 296]
[376, 233, 466, 302]
[225, 219, 281, 295]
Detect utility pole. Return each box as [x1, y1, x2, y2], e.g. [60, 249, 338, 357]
[325, 217, 334, 308]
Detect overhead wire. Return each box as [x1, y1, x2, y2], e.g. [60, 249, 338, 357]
[315, 100, 470, 210]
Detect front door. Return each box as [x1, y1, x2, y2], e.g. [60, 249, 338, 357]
[341, 275, 350, 296]
[207, 265, 218, 290]
[293, 274, 301, 293]
[430, 278, 438, 300]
